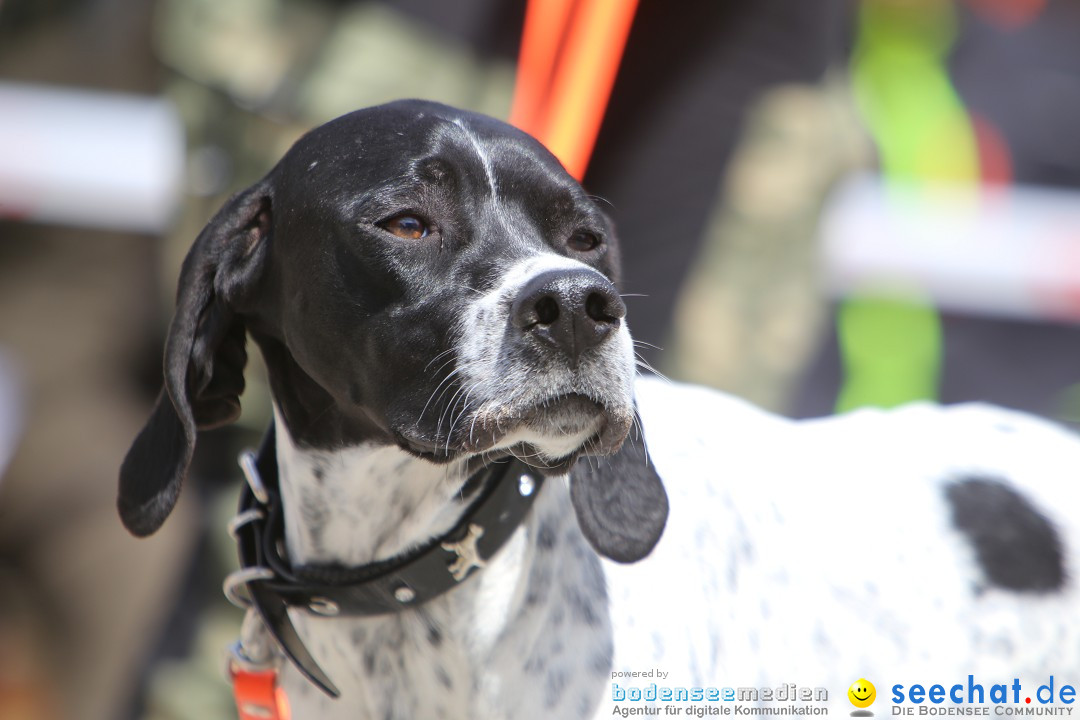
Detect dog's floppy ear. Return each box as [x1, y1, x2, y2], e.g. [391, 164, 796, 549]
[118, 180, 272, 537]
[569, 410, 668, 563]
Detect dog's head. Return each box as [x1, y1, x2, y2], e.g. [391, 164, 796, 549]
[119, 100, 667, 562]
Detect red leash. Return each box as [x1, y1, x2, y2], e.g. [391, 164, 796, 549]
[230, 665, 290, 720]
[510, 0, 640, 181]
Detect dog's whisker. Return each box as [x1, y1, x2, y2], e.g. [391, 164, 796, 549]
[513, 447, 545, 460]
[456, 389, 480, 447]
[469, 411, 479, 446]
[419, 363, 472, 424]
[432, 368, 468, 410]
[633, 355, 673, 384]
[587, 193, 614, 209]
[581, 435, 600, 471]
[443, 382, 478, 454]
[435, 382, 470, 442]
[629, 412, 650, 467]
[506, 447, 551, 470]
[446, 405, 468, 454]
[436, 394, 465, 444]
[423, 348, 456, 373]
[427, 356, 459, 379]
[300, 400, 337, 431]
[419, 368, 465, 425]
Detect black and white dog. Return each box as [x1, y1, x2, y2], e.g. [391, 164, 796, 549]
[119, 100, 1080, 719]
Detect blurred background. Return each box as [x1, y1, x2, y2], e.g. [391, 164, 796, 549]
[1, 0, 1079, 718]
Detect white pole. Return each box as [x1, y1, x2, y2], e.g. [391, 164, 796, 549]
[0, 82, 185, 234]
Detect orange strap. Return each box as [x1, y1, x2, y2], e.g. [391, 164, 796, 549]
[231, 668, 291, 720]
[510, 0, 640, 180]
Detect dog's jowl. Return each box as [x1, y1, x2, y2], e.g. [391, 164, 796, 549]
[120, 101, 1080, 720]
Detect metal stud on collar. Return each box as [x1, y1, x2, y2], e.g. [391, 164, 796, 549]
[307, 597, 340, 616]
[442, 523, 487, 582]
[518, 472, 535, 496]
[393, 585, 417, 604]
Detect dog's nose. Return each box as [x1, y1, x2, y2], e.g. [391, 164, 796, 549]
[510, 268, 626, 363]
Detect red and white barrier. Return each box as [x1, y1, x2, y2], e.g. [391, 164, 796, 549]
[823, 174, 1080, 323]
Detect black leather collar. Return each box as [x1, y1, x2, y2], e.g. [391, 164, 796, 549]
[228, 423, 545, 698]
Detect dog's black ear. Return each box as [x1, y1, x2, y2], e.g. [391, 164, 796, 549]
[569, 411, 668, 563]
[118, 181, 272, 537]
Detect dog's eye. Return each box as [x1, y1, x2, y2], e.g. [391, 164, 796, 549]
[568, 231, 601, 252]
[379, 213, 430, 240]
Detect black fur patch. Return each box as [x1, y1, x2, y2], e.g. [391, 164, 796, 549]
[945, 477, 1064, 593]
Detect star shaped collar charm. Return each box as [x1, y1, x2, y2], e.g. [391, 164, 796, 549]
[442, 523, 486, 581]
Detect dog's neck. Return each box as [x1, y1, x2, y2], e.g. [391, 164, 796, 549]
[268, 409, 613, 719]
[272, 407, 476, 566]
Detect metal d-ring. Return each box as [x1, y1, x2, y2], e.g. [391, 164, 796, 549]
[238, 450, 270, 505]
[226, 639, 272, 676]
[223, 566, 276, 609]
[224, 608, 281, 678]
[227, 508, 265, 539]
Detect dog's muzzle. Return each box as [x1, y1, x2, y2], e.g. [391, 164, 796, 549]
[448, 257, 636, 467]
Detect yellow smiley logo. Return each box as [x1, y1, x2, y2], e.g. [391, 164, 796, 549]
[848, 679, 876, 709]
